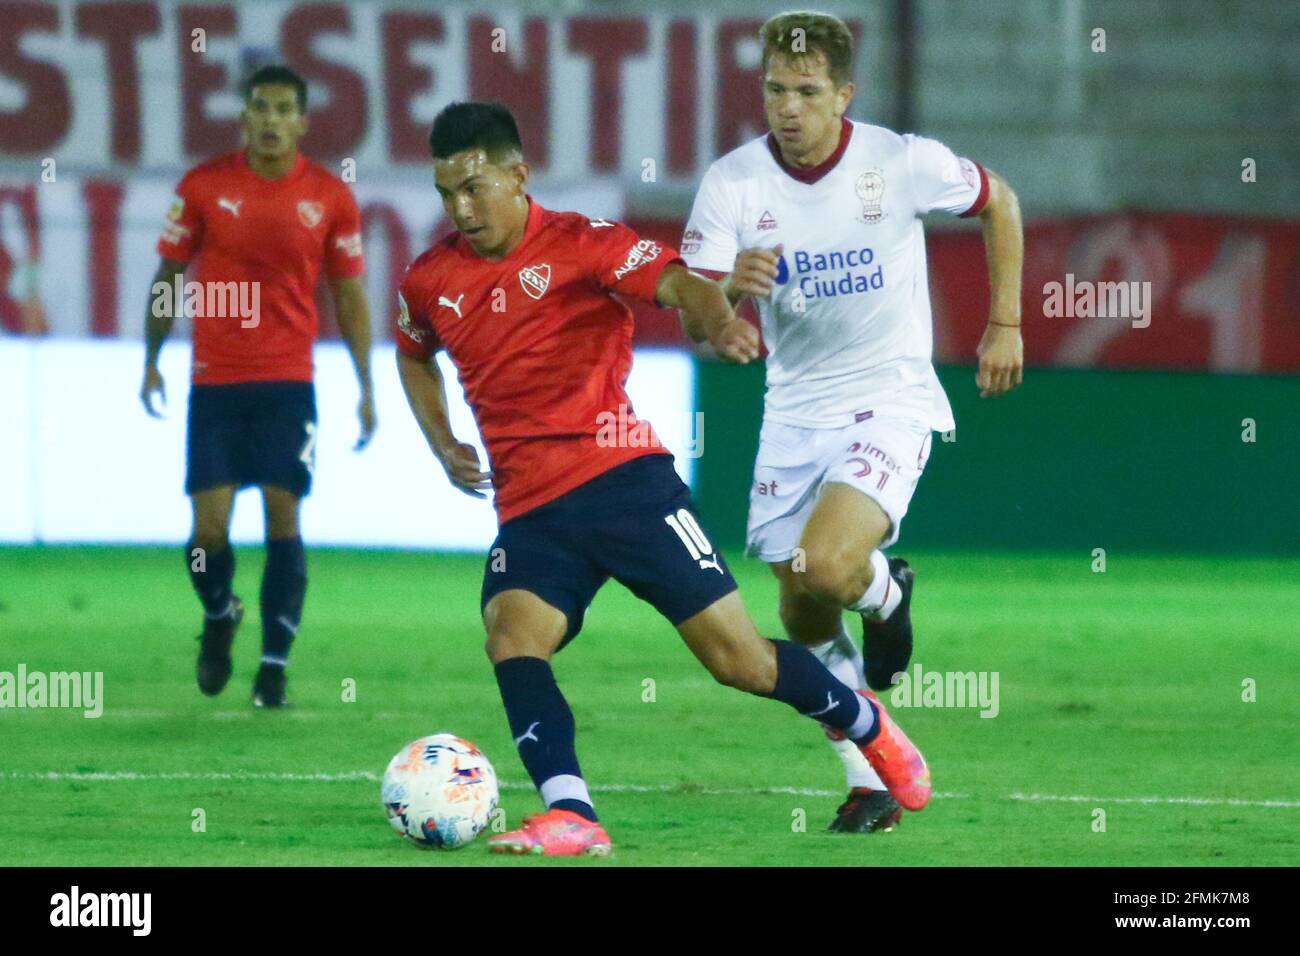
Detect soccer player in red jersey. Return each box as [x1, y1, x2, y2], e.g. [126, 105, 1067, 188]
[141, 66, 375, 707]
[395, 102, 933, 855]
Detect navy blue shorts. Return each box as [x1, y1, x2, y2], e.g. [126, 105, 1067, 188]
[185, 382, 317, 497]
[480, 453, 739, 646]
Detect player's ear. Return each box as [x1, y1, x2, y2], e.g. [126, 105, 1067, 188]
[511, 162, 530, 192]
[836, 81, 856, 114]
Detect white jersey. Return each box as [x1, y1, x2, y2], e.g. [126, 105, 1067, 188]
[682, 119, 988, 432]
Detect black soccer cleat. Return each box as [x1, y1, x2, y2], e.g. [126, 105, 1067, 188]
[196, 597, 244, 696]
[252, 662, 289, 708]
[862, 557, 915, 691]
[827, 788, 903, 833]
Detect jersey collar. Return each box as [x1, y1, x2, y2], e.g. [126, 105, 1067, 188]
[765, 117, 853, 185]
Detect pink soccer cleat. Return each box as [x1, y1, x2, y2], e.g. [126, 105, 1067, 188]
[855, 690, 932, 811]
[487, 809, 613, 857]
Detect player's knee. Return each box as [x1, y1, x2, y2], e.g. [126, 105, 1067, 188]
[483, 620, 552, 665]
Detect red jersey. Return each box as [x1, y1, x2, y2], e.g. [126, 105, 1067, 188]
[396, 199, 683, 523]
[156, 151, 365, 385]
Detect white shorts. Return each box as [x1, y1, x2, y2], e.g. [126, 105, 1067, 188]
[746, 414, 934, 563]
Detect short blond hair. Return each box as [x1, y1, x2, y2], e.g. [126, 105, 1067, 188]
[760, 11, 855, 86]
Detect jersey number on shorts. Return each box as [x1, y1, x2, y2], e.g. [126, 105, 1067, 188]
[299, 421, 318, 475]
[848, 456, 890, 490]
[664, 508, 724, 575]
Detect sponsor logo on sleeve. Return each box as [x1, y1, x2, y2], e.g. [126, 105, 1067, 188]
[680, 227, 703, 255]
[613, 239, 663, 280]
[334, 231, 363, 257]
[160, 222, 190, 245]
[397, 292, 426, 342]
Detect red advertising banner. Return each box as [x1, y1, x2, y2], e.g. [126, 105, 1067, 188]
[626, 214, 1300, 373]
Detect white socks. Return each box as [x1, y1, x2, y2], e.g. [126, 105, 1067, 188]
[807, 625, 865, 690]
[540, 774, 594, 809]
[849, 550, 900, 620]
[808, 624, 886, 790]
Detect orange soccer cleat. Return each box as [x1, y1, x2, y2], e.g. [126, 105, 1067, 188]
[487, 809, 613, 857]
[855, 690, 932, 811]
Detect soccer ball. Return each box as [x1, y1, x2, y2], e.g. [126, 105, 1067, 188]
[381, 734, 500, 849]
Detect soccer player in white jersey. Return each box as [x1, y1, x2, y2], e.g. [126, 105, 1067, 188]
[681, 11, 1024, 833]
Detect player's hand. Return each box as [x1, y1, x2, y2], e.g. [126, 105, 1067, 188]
[141, 365, 166, 418]
[709, 318, 761, 364]
[437, 441, 493, 499]
[725, 244, 783, 300]
[354, 389, 377, 451]
[975, 322, 1023, 398]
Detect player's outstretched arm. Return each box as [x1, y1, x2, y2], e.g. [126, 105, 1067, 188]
[396, 351, 492, 498]
[974, 168, 1025, 398]
[656, 263, 759, 364]
[141, 258, 187, 417]
[331, 276, 377, 449]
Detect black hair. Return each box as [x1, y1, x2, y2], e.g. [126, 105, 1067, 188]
[242, 65, 308, 113]
[429, 101, 523, 162]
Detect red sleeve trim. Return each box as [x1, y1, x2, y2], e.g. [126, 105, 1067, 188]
[693, 268, 728, 281]
[959, 162, 990, 218]
[635, 250, 685, 304]
[395, 330, 434, 361]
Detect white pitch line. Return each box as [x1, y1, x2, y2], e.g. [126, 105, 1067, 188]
[2, 771, 1296, 809]
[1009, 792, 1300, 810]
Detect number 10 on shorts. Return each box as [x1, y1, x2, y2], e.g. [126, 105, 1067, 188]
[665, 508, 723, 573]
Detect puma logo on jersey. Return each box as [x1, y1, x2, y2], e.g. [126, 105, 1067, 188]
[805, 692, 839, 718]
[698, 555, 724, 575]
[217, 197, 242, 217]
[589, 218, 615, 228]
[514, 721, 540, 746]
[438, 293, 465, 318]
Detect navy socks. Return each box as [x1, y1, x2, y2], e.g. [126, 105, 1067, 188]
[260, 536, 306, 664]
[187, 543, 235, 617]
[494, 656, 598, 822]
[764, 639, 880, 744]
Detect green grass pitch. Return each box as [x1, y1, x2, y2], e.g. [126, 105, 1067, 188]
[1, 545, 1297, 866]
